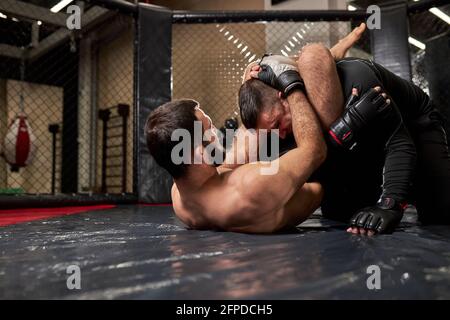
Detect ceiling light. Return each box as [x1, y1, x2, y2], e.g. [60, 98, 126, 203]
[408, 37, 426, 50]
[429, 7, 450, 24]
[50, 0, 74, 13]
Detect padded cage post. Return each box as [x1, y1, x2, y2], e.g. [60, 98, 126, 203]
[136, 4, 173, 203]
[370, 1, 412, 80]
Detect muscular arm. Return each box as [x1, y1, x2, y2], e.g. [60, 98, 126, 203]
[219, 125, 256, 171]
[243, 24, 366, 131]
[298, 22, 366, 128]
[294, 23, 366, 129]
[297, 44, 344, 130]
[229, 90, 326, 233]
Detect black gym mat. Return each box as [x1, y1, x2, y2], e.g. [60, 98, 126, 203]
[0, 205, 449, 299]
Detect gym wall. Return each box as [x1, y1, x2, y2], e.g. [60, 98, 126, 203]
[4, 80, 63, 194]
[96, 24, 134, 194]
[0, 7, 135, 197]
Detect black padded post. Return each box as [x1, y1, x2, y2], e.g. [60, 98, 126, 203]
[136, 4, 172, 203]
[425, 33, 450, 141]
[99, 109, 111, 193]
[118, 103, 130, 193]
[370, 1, 411, 80]
[48, 124, 60, 195]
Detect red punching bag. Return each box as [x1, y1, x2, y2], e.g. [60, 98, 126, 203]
[1, 59, 36, 172]
[3, 114, 35, 172]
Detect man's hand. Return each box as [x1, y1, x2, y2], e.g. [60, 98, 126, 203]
[328, 86, 390, 150]
[347, 197, 405, 235]
[250, 54, 305, 96]
[220, 126, 256, 169]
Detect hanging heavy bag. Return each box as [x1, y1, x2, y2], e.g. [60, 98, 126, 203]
[1, 57, 36, 172]
[3, 114, 36, 172]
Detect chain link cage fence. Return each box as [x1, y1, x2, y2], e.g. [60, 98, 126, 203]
[0, 2, 135, 199]
[0, 0, 448, 204]
[172, 19, 371, 142]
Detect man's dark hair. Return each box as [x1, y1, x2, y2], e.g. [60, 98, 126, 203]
[145, 99, 198, 179]
[239, 79, 279, 129]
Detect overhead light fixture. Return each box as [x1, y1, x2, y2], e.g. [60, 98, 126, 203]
[37, 20, 42, 25]
[50, 0, 74, 13]
[347, 5, 357, 11]
[0, 12, 7, 19]
[408, 36, 426, 50]
[429, 7, 450, 24]
[12, 17, 19, 22]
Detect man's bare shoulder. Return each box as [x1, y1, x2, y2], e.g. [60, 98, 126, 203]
[171, 177, 237, 228]
[171, 184, 204, 228]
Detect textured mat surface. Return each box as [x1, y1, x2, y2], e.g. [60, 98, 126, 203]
[0, 205, 449, 299]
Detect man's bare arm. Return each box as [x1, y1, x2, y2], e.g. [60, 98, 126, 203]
[218, 125, 255, 171]
[296, 44, 344, 130]
[296, 23, 366, 129]
[229, 90, 326, 232]
[243, 23, 365, 130]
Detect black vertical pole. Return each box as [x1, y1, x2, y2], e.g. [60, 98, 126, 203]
[99, 109, 111, 193]
[136, 4, 172, 203]
[118, 104, 130, 193]
[48, 124, 60, 195]
[133, 15, 139, 197]
[61, 80, 79, 192]
[425, 34, 450, 141]
[370, 1, 412, 80]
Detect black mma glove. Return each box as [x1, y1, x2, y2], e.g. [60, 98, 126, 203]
[349, 197, 406, 234]
[257, 54, 305, 96]
[328, 88, 390, 150]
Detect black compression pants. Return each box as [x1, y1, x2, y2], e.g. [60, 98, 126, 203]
[368, 60, 450, 223]
[333, 58, 450, 223]
[278, 58, 450, 224]
[410, 115, 450, 224]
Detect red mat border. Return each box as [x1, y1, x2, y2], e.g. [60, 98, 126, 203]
[0, 205, 116, 227]
[0, 203, 174, 227]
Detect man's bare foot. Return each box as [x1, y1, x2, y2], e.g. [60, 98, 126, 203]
[242, 23, 366, 82]
[330, 22, 366, 60]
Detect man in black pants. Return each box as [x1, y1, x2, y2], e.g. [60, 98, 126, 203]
[238, 55, 450, 234]
[354, 58, 450, 225]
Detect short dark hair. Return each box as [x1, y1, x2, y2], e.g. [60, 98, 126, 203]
[145, 99, 198, 179]
[239, 79, 279, 129]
